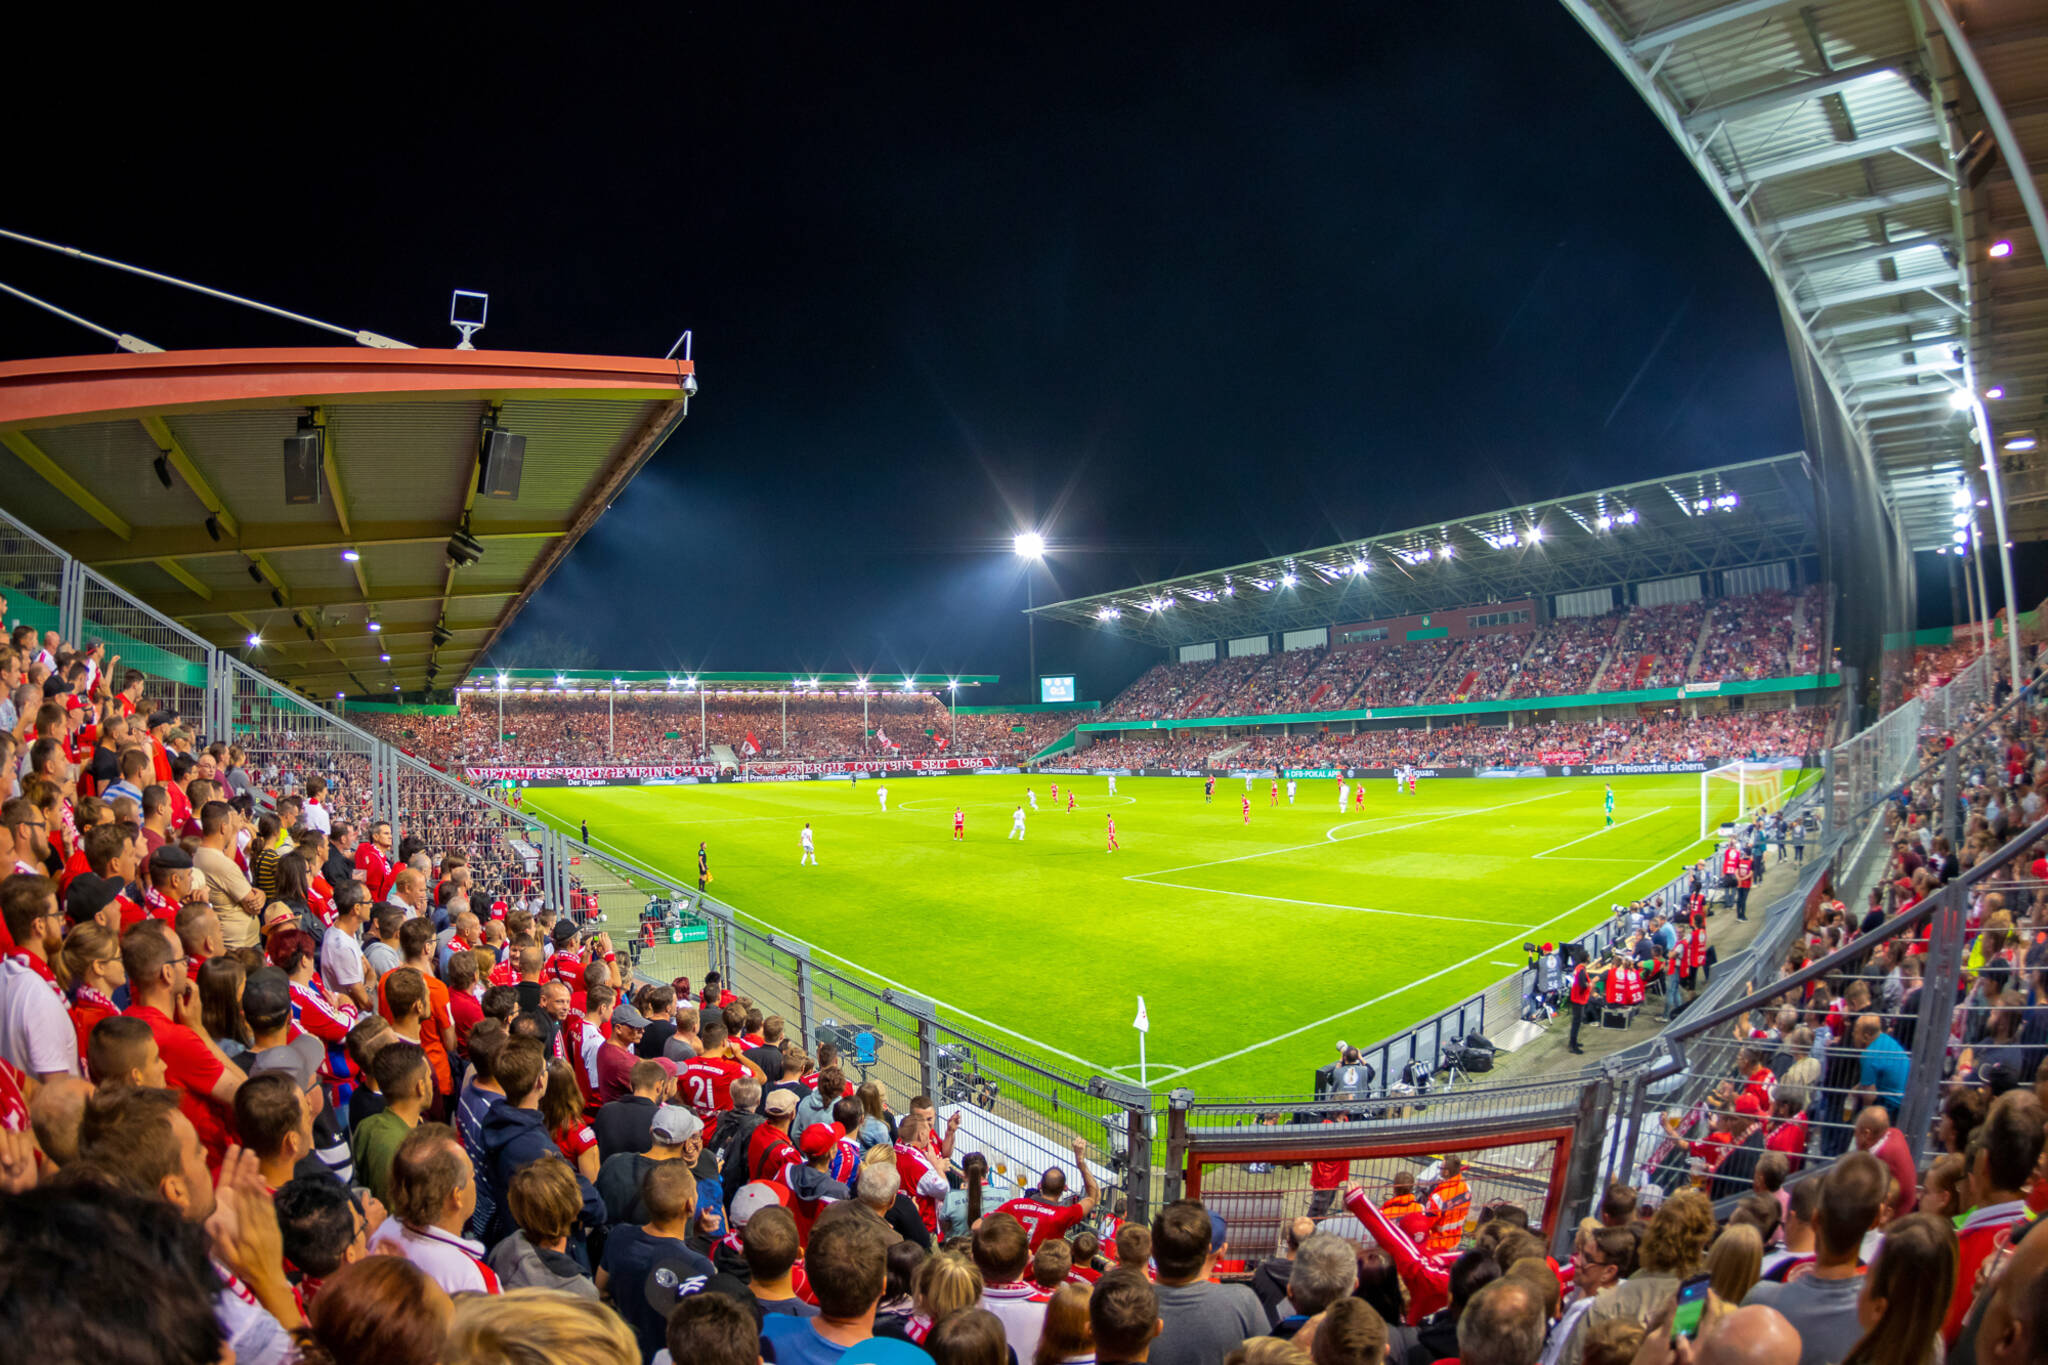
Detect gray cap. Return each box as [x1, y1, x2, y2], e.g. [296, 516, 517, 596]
[649, 1104, 701, 1145]
[248, 1034, 324, 1091]
[612, 1002, 651, 1031]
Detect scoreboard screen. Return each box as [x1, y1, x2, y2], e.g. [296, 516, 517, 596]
[1039, 675, 1076, 704]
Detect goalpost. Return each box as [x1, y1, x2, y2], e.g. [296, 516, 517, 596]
[1701, 760, 1790, 840]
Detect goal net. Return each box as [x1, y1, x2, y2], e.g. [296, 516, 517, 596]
[1700, 760, 1789, 839]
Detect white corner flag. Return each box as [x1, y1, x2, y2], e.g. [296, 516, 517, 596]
[1134, 996, 1149, 1086]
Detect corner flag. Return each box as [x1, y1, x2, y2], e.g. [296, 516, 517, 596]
[1133, 996, 1149, 1034]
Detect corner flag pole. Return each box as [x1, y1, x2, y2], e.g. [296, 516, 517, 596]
[1134, 996, 1150, 1086]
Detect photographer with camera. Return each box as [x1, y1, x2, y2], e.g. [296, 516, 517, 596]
[1524, 942, 1562, 1021]
[1314, 1043, 1373, 1113]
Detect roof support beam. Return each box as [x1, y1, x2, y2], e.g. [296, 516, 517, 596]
[1734, 125, 1942, 186]
[0, 429, 132, 538]
[139, 415, 239, 539]
[310, 407, 369, 600]
[170, 583, 520, 620]
[60, 520, 565, 566]
[1809, 270, 1962, 310]
[1763, 181, 1955, 235]
[153, 558, 213, 600]
[1786, 233, 1952, 272]
[1682, 54, 1915, 130]
[1629, 0, 1804, 53]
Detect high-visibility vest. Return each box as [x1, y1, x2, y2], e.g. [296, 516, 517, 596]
[1569, 965, 1592, 1006]
[1424, 1176, 1470, 1254]
[1612, 965, 1643, 1005]
[1381, 1191, 1425, 1222]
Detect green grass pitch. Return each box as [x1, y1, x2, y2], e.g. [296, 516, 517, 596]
[522, 772, 1765, 1098]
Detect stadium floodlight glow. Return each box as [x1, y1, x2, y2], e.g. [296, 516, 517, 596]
[1526, 525, 1542, 542]
[341, 549, 360, 562]
[1096, 606, 1121, 620]
[1978, 498, 1989, 507]
[366, 619, 381, 633]
[379, 652, 391, 662]
[1596, 515, 1612, 530]
[1953, 486, 1973, 507]
[244, 633, 260, 648]
[1353, 559, 1370, 575]
[1954, 511, 1973, 528]
[1280, 571, 1297, 586]
[336, 692, 344, 699]
[1950, 389, 1976, 411]
[1990, 240, 2014, 259]
[1222, 583, 1234, 596]
[902, 678, 916, 691]
[1987, 386, 2006, 400]
[1437, 544, 1453, 559]
[2005, 434, 2039, 451]
[1954, 529, 1969, 543]
[1013, 530, 1046, 559]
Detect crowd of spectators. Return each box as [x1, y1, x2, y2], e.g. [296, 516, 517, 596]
[1693, 591, 1797, 685]
[1610, 602, 1709, 690]
[359, 694, 1069, 767]
[1077, 705, 1833, 772]
[1509, 615, 1622, 699]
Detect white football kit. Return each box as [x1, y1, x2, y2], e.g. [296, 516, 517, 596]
[799, 828, 816, 865]
[1009, 810, 1026, 840]
[1028, 789, 1038, 810]
[1107, 775, 1117, 795]
[876, 786, 888, 810]
[1286, 779, 1296, 804]
[1337, 782, 1348, 812]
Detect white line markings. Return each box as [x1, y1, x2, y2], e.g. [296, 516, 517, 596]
[1143, 854, 1696, 1085]
[1129, 878, 1531, 926]
[1532, 807, 1670, 858]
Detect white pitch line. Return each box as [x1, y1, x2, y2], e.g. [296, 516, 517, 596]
[1125, 877, 1531, 927]
[529, 809, 1123, 1076]
[1144, 855, 1692, 1085]
[1532, 807, 1670, 858]
[1122, 789, 1572, 883]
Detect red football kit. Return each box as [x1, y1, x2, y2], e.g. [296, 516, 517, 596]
[679, 1055, 749, 1120]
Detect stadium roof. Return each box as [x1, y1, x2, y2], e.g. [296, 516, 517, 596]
[1031, 454, 1817, 648]
[1562, 0, 2048, 551]
[0, 346, 693, 698]
[458, 669, 997, 694]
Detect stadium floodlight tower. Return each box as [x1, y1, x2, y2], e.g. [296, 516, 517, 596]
[1015, 530, 1045, 698]
[1701, 761, 1790, 841]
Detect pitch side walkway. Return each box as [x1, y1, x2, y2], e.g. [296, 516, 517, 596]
[1477, 850, 1809, 1083]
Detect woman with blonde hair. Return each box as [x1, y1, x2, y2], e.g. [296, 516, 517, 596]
[60, 919, 124, 1055]
[1704, 1223, 1763, 1330]
[909, 1250, 985, 1344]
[442, 1285, 639, 1365]
[1035, 1282, 1096, 1365]
[858, 1079, 893, 1148]
[1837, 1213, 1957, 1365]
[1225, 1339, 1313, 1365]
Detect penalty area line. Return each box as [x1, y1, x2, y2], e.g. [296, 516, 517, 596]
[1121, 876, 1530, 927]
[1143, 853, 1694, 1085]
[1531, 807, 1670, 858]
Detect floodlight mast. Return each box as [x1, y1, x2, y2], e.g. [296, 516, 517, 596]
[1015, 531, 1046, 700]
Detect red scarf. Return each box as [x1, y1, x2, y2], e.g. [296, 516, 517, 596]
[73, 983, 118, 1014]
[145, 885, 180, 922]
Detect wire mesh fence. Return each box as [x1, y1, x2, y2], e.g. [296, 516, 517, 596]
[224, 658, 381, 829]
[77, 566, 215, 725]
[0, 507, 69, 638]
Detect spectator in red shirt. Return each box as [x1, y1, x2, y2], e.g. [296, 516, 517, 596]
[444, 951, 484, 1055]
[1943, 1091, 2044, 1344]
[596, 1001, 648, 1105]
[994, 1136, 1101, 1249]
[1850, 1106, 1918, 1217]
[118, 918, 246, 1166]
[354, 819, 397, 902]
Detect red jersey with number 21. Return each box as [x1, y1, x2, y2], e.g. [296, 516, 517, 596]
[679, 1055, 747, 1120]
[995, 1195, 1086, 1250]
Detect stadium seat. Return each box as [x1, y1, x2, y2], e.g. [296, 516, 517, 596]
[852, 1029, 881, 1080]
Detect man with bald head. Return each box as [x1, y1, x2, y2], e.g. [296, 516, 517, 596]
[1458, 1277, 1548, 1365]
[28, 1073, 93, 1166]
[1249, 1215, 1319, 1325]
[1851, 1105, 1918, 1216]
[1696, 1305, 1801, 1365]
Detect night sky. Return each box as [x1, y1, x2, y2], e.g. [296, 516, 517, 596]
[7, 6, 1817, 703]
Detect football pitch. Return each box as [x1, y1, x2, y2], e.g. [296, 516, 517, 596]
[522, 772, 1771, 1098]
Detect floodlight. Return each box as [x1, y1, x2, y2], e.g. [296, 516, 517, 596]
[902, 679, 915, 691]
[1987, 387, 2006, 400]
[367, 620, 381, 633]
[205, 515, 222, 542]
[1281, 571, 1297, 586]
[1527, 525, 1542, 542]
[1990, 240, 2013, 259]
[1953, 486, 1972, 507]
[1438, 544, 1453, 559]
[1354, 560, 1370, 575]
[1978, 498, 1989, 507]
[342, 549, 361, 562]
[1596, 515, 1612, 530]
[1954, 511, 1973, 528]
[336, 692, 344, 699]
[380, 653, 391, 662]
[1222, 584, 1234, 596]
[1014, 530, 1046, 559]
[245, 633, 260, 648]
[447, 530, 485, 567]
[451, 290, 489, 348]
[1950, 390, 1976, 411]
[432, 625, 454, 647]
[1954, 530, 1969, 543]
[153, 453, 172, 488]
[2005, 434, 2038, 451]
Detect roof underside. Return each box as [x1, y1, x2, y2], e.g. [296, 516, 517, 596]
[1032, 454, 1817, 648]
[1560, 0, 2048, 550]
[0, 347, 691, 697]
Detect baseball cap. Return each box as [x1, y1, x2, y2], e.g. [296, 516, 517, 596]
[764, 1089, 799, 1117]
[249, 1034, 324, 1091]
[63, 874, 120, 925]
[151, 845, 193, 874]
[1206, 1209, 1229, 1253]
[799, 1122, 843, 1157]
[146, 710, 177, 729]
[612, 1002, 651, 1031]
[1397, 1211, 1432, 1242]
[550, 919, 580, 946]
[652, 1056, 681, 1079]
[728, 1181, 788, 1228]
[1734, 1092, 1767, 1118]
[649, 1105, 701, 1145]
[241, 967, 293, 1027]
